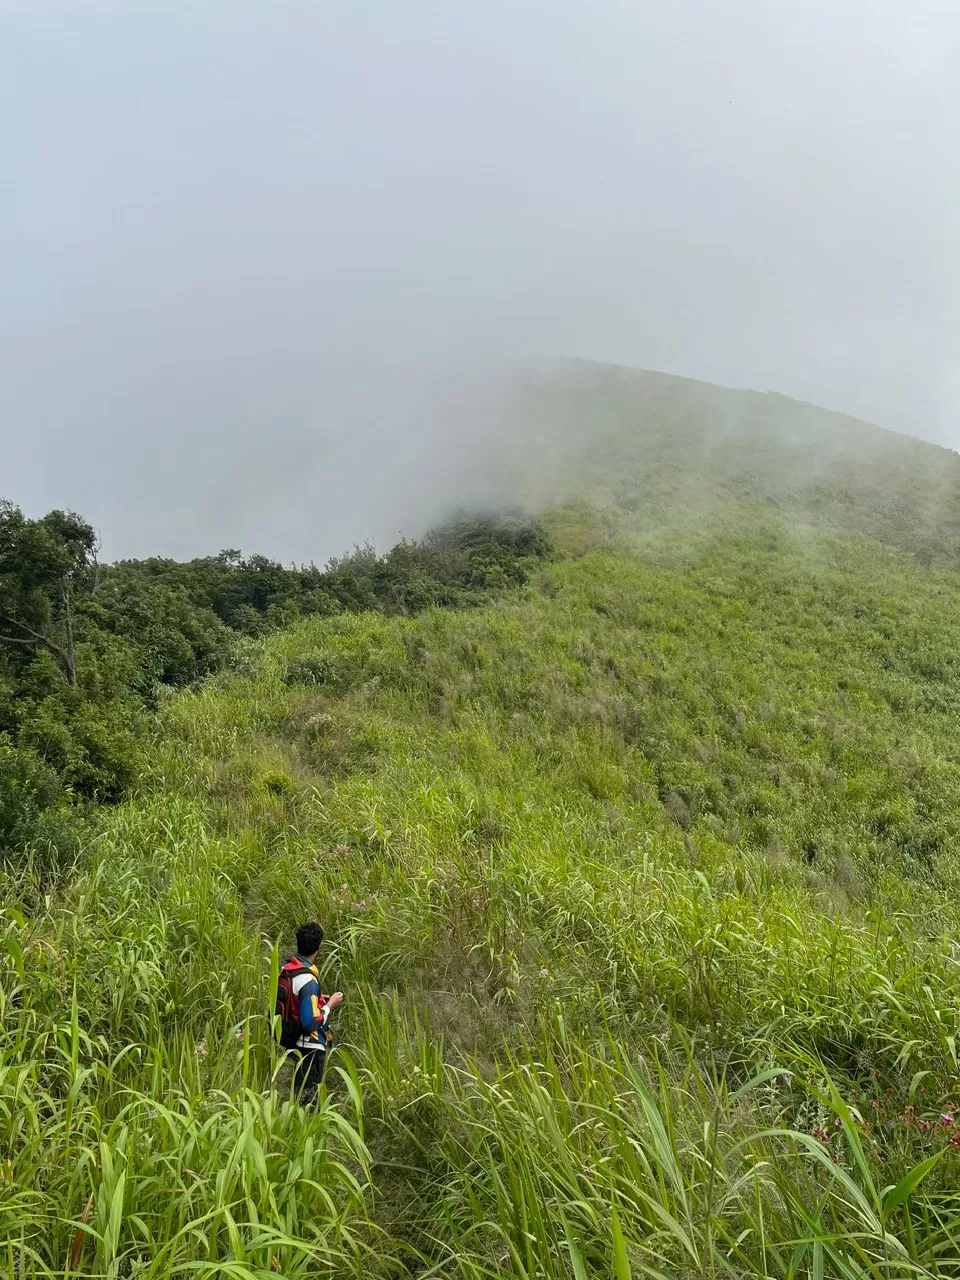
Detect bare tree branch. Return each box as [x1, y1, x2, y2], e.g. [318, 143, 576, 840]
[0, 609, 75, 686]
[0, 611, 57, 646]
[90, 532, 103, 597]
[60, 578, 77, 688]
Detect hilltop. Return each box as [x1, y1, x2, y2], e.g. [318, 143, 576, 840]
[5, 366, 960, 1278]
[475, 361, 960, 562]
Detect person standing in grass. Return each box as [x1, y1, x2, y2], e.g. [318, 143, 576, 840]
[275, 921, 343, 1104]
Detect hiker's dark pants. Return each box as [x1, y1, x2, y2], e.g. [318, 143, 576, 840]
[293, 1047, 326, 1104]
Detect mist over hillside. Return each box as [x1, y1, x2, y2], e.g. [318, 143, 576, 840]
[437, 360, 960, 564]
[5, 1, 959, 561]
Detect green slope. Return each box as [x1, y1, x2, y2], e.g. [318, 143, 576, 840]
[6, 366, 960, 1277]
[483, 360, 960, 562]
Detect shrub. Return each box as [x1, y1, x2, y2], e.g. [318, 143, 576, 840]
[0, 738, 79, 866]
[262, 770, 295, 798]
[283, 655, 333, 687]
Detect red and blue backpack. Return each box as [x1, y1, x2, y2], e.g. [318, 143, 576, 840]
[275, 956, 326, 1050]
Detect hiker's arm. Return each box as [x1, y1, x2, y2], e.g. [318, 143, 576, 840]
[315, 991, 342, 1038]
[317, 992, 342, 1030]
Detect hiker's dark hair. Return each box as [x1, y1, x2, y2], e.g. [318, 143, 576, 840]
[296, 921, 324, 956]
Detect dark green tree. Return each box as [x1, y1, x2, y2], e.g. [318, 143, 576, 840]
[0, 501, 98, 689]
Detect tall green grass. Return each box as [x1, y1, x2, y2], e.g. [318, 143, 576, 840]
[0, 803, 375, 1278]
[7, 517, 960, 1275]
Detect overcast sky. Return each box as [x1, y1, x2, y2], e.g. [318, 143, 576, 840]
[2, 1, 958, 560]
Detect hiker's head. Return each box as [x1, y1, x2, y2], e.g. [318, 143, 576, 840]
[296, 921, 324, 960]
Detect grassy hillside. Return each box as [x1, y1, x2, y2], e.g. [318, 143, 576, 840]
[6, 366, 960, 1277]
[479, 361, 960, 563]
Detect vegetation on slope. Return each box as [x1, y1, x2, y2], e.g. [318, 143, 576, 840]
[485, 361, 960, 563]
[0, 501, 549, 871]
[5, 367, 960, 1276]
